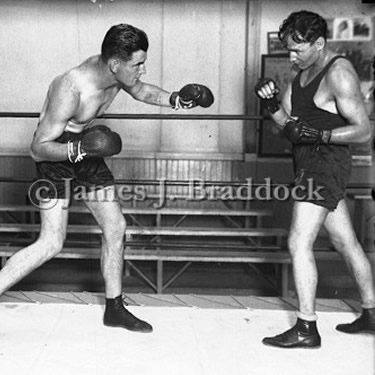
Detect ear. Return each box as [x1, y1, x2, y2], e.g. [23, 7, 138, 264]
[315, 37, 325, 51]
[109, 58, 120, 74]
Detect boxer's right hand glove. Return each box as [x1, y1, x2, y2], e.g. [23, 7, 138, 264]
[169, 84, 214, 110]
[254, 78, 280, 114]
[67, 125, 122, 163]
[284, 118, 331, 144]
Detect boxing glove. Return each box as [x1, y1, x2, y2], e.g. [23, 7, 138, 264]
[284, 118, 332, 144]
[169, 84, 214, 110]
[67, 125, 122, 163]
[254, 78, 280, 114]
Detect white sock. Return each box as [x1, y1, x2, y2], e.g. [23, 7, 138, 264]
[296, 311, 318, 321]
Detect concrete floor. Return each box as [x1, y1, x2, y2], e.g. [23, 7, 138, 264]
[0, 292, 374, 375]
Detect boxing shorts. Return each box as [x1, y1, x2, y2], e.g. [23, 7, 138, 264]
[35, 131, 115, 199]
[292, 143, 352, 211]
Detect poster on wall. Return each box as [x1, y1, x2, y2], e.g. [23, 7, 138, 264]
[327, 16, 374, 81]
[330, 16, 373, 42]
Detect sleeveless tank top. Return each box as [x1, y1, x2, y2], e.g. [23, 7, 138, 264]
[291, 55, 347, 131]
[290, 55, 352, 194]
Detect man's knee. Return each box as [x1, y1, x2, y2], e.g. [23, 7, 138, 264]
[330, 233, 361, 255]
[329, 235, 346, 251]
[103, 215, 126, 241]
[36, 235, 65, 258]
[287, 233, 315, 258]
[287, 235, 299, 257]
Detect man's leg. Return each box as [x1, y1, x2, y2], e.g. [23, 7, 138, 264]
[84, 186, 125, 299]
[324, 199, 375, 334]
[288, 202, 329, 317]
[262, 201, 328, 348]
[84, 186, 152, 332]
[0, 199, 69, 296]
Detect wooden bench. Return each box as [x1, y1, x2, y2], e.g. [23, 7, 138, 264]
[0, 179, 372, 296]
[0, 180, 373, 295]
[0, 243, 290, 295]
[0, 223, 289, 295]
[0, 202, 289, 294]
[0, 204, 273, 224]
[1, 242, 372, 296]
[0, 203, 280, 246]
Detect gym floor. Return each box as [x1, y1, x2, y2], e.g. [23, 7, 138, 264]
[0, 291, 373, 375]
[1, 259, 374, 375]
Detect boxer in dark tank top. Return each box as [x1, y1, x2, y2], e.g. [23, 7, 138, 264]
[255, 10, 375, 349]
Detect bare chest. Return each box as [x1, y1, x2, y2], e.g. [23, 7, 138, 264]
[73, 86, 120, 124]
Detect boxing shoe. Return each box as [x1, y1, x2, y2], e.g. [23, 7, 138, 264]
[103, 295, 153, 333]
[336, 307, 375, 335]
[262, 318, 321, 349]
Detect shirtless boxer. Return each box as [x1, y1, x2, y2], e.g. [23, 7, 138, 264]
[255, 10, 375, 348]
[0, 24, 213, 332]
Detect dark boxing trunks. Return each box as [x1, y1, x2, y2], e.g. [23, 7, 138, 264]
[292, 143, 352, 211]
[35, 131, 115, 199]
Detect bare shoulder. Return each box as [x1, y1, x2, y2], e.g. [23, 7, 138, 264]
[48, 70, 80, 100]
[326, 56, 359, 92]
[41, 69, 82, 120]
[49, 55, 99, 94]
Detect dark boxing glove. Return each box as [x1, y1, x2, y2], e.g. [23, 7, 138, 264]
[169, 84, 214, 110]
[254, 78, 280, 114]
[284, 118, 332, 145]
[67, 125, 122, 163]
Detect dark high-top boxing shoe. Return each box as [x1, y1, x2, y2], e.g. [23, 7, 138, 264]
[262, 318, 321, 348]
[336, 307, 375, 335]
[103, 295, 153, 333]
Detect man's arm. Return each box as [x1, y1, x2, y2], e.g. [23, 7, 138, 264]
[124, 81, 214, 109]
[254, 78, 292, 129]
[255, 62, 371, 146]
[328, 61, 371, 144]
[279, 65, 371, 146]
[123, 81, 172, 106]
[30, 76, 80, 162]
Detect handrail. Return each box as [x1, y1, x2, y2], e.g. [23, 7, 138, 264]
[0, 177, 289, 186]
[0, 112, 263, 120]
[0, 112, 374, 121]
[0, 176, 371, 190]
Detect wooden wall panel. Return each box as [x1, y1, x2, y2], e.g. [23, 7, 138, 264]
[0, 0, 247, 155]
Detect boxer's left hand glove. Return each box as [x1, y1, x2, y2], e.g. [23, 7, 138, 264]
[169, 84, 214, 110]
[67, 125, 122, 163]
[254, 78, 280, 114]
[284, 118, 332, 144]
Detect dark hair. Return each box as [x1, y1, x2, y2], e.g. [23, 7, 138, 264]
[101, 24, 149, 63]
[278, 10, 327, 47]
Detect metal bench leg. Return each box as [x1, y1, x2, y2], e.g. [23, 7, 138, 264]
[124, 233, 132, 277]
[124, 261, 131, 277]
[281, 264, 289, 297]
[157, 260, 163, 294]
